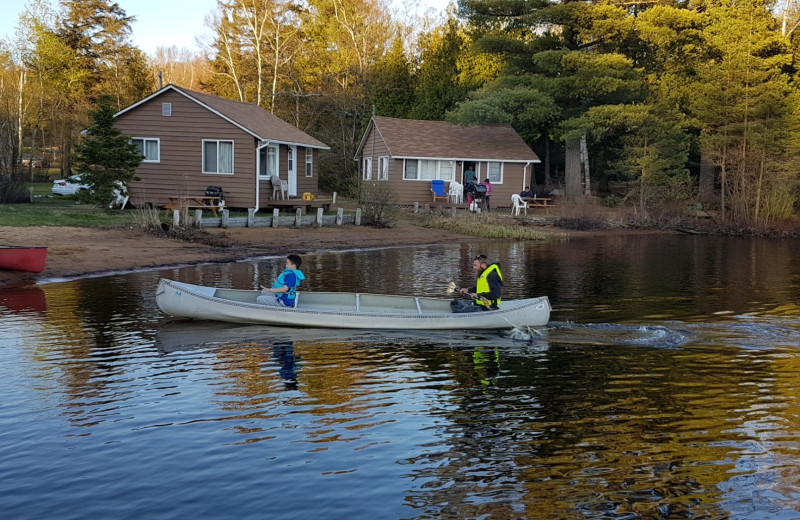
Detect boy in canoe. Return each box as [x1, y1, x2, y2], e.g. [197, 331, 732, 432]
[257, 254, 306, 307]
[450, 254, 503, 313]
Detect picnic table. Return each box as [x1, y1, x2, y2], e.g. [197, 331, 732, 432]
[523, 197, 555, 208]
[165, 195, 224, 217]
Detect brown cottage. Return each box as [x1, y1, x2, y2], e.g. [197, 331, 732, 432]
[354, 116, 540, 207]
[112, 84, 329, 210]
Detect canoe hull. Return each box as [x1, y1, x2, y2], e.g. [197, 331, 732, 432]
[156, 278, 550, 330]
[0, 246, 47, 273]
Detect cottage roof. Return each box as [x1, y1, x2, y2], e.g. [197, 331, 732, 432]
[357, 116, 539, 162]
[115, 85, 329, 149]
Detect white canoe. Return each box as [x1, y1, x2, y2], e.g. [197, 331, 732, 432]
[156, 278, 551, 330]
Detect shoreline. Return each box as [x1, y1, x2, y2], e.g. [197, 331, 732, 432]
[0, 221, 485, 287]
[0, 218, 671, 288]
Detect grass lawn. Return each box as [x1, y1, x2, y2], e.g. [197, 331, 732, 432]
[2, 183, 353, 227]
[1, 182, 136, 227]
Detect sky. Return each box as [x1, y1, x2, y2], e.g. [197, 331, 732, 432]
[1, 0, 453, 56]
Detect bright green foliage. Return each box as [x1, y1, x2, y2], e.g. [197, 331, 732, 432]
[579, 103, 691, 206]
[72, 97, 141, 209]
[446, 78, 559, 143]
[367, 35, 415, 118]
[410, 21, 472, 120]
[692, 2, 799, 223]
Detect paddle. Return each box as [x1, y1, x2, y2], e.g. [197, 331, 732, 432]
[445, 281, 491, 305]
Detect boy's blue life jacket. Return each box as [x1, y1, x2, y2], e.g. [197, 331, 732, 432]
[272, 268, 306, 306]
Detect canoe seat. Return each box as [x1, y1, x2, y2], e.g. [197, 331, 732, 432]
[294, 291, 358, 312]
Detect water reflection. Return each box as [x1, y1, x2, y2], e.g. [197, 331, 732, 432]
[0, 285, 46, 313]
[3, 236, 800, 518]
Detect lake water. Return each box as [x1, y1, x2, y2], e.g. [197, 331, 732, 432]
[2, 235, 800, 519]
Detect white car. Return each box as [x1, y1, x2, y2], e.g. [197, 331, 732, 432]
[52, 175, 89, 196]
[52, 174, 129, 208]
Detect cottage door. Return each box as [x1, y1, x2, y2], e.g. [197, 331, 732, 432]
[287, 146, 298, 197]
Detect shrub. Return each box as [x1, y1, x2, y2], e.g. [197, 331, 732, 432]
[0, 174, 30, 203]
[360, 180, 399, 228]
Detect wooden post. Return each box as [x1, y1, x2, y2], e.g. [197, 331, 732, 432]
[29, 187, 34, 203]
[295, 208, 303, 226]
[247, 208, 255, 227]
[172, 209, 181, 227]
[336, 207, 343, 225]
[221, 209, 229, 228]
[194, 209, 203, 228]
[332, 191, 337, 205]
[272, 208, 280, 228]
[424, 203, 430, 213]
[414, 202, 419, 213]
[355, 208, 362, 226]
[451, 206, 457, 217]
[316, 207, 324, 226]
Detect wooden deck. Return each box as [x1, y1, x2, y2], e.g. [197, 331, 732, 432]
[263, 197, 334, 214]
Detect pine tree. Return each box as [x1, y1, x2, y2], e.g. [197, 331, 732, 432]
[72, 96, 141, 209]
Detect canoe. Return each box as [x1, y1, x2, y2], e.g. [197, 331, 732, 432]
[0, 246, 47, 273]
[156, 278, 551, 330]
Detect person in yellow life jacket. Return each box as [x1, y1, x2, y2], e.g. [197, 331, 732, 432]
[450, 254, 503, 313]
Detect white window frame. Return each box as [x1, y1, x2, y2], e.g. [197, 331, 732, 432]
[258, 144, 279, 179]
[403, 159, 418, 180]
[378, 156, 389, 181]
[162, 102, 172, 116]
[202, 139, 235, 175]
[487, 161, 503, 184]
[305, 149, 313, 177]
[402, 159, 455, 181]
[363, 157, 373, 180]
[131, 137, 160, 163]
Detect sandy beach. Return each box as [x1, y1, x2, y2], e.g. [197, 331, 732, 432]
[0, 220, 485, 286]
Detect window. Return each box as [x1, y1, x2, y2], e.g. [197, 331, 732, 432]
[162, 102, 172, 116]
[305, 149, 313, 177]
[378, 156, 388, 181]
[487, 161, 503, 183]
[402, 159, 454, 181]
[131, 138, 160, 162]
[203, 140, 234, 174]
[363, 157, 372, 180]
[287, 147, 294, 174]
[403, 159, 418, 180]
[258, 144, 279, 178]
[420, 160, 437, 180]
[439, 160, 455, 181]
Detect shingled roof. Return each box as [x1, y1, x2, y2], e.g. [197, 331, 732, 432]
[357, 116, 539, 162]
[115, 84, 329, 149]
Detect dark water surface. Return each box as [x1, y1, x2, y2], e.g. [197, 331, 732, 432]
[2, 235, 800, 519]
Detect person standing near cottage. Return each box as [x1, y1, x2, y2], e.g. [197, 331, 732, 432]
[482, 178, 493, 212]
[257, 254, 306, 307]
[464, 166, 477, 209]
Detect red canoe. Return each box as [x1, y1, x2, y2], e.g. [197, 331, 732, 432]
[0, 246, 48, 273]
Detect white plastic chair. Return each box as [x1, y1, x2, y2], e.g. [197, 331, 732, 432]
[272, 178, 288, 200]
[449, 181, 463, 204]
[511, 194, 527, 216]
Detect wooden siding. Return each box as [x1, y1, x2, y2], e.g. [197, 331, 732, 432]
[359, 125, 533, 207]
[256, 147, 320, 203]
[114, 89, 320, 209]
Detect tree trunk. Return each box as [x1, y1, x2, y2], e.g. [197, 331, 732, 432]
[543, 136, 552, 191]
[565, 137, 582, 199]
[698, 149, 715, 203]
[580, 134, 591, 196]
[720, 145, 727, 222]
